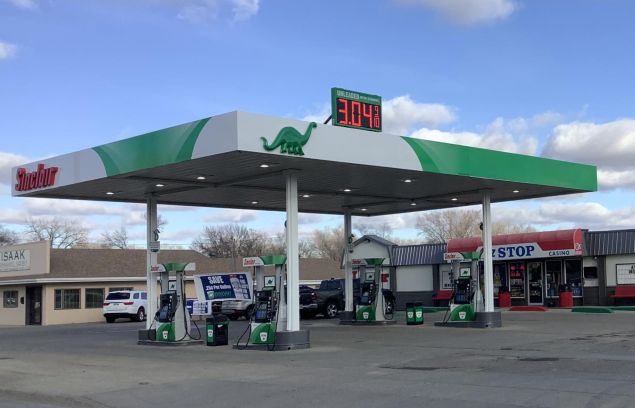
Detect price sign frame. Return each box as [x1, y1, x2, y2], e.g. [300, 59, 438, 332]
[331, 88, 382, 132]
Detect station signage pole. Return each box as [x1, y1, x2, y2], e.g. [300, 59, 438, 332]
[285, 170, 300, 332]
[481, 190, 494, 313]
[146, 194, 158, 329]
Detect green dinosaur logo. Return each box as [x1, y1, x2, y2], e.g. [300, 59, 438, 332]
[261, 122, 317, 156]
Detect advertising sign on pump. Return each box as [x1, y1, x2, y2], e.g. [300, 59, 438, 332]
[194, 273, 253, 301]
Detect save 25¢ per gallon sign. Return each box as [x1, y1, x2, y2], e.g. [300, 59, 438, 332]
[193, 273, 253, 301]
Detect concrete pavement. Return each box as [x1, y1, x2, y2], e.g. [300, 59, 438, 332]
[2, 310, 635, 407]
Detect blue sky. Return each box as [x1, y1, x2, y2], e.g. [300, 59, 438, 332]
[2, 0, 635, 246]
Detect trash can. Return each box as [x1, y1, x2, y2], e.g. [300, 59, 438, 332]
[206, 314, 229, 346]
[406, 302, 415, 325]
[414, 301, 424, 325]
[498, 292, 512, 308]
[558, 284, 573, 308]
[498, 286, 511, 308]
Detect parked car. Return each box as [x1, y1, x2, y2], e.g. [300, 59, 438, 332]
[103, 290, 147, 323]
[221, 299, 255, 320]
[300, 279, 396, 319]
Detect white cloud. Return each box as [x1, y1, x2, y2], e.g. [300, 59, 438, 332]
[299, 103, 330, 124]
[410, 117, 538, 155]
[0, 41, 18, 60]
[401, 0, 517, 25]
[0, 199, 131, 225]
[176, 0, 258, 23]
[382, 95, 456, 135]
[229, 0, 259, 22]
[532, 110, 564, 128]
[0, 151, 30, 185]
[177, 1, 218, 23]
[1, 0, 38, 11]
[298, 213, 324, 225]
[542, 119, 635, 191]
[204, 209, 258, 223]
[493, 202, 635, 231]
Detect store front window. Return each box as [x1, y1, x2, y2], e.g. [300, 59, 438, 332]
[545, 260, 562, 299]
[509, 262, 525, 298]
[565, 259, 583, 297]
[527, 262, 543, 305]
[493, 263, 507, 297]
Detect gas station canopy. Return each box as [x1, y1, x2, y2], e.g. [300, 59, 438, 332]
[11, 111, 597, 214]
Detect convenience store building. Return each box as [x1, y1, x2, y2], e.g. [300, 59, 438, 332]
[350, 229, 635, 309]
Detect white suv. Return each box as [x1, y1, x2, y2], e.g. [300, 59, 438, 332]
[103, 290, 147, 323]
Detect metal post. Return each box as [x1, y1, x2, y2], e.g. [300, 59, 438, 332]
[481, 190, 494, 313]
[146, 194, 158, 329]
[285, 172, 300, 332]
[344, 208, 354, 312]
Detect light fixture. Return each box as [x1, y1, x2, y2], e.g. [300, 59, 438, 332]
[361, 208, 367, 211]
[156, 184, 164, 187]
[260, 164, 270, 168]
[451, 198, 458, 201]
[251, 201, 258, 204]
[302, 194, 311, 198]
[106, 192, 114, 195]
[196, 176, 206, 180]
[404, 179, 413, 183]
[343, 188, 352, 192]
[411, 202, 417, 206]
[513, 190, 520, 193]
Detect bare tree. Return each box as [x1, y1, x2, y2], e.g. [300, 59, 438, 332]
[492, 221, 536, 235]
[23, 217, 89, 249]
[355, 221, 393, 239]
[268, 232, 287, 255]
[0, 224, 20, 246]
[416, 209, 536, 243]
[390, 237, 422, 246]
[190, 224, 270, 259]
[312, 225, 345, 260]
[298, 238, 317, 258]
[101, 226, 130, 249]
[141, 213, 168, 231]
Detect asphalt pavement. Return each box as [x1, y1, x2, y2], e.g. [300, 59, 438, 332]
[2, 310, 635, 408]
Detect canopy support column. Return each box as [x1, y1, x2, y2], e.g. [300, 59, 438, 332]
[344, 208, 354, 313]
[285, 171, 300, 332]
[146, 194, 158, 330]
[481, 190, 496, 315]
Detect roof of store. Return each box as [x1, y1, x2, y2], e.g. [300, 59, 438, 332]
[391, 243, 447, 266]
[11, 111, 597, 217]
[584, 229, 635, 256]
[0, 249, 342, 284]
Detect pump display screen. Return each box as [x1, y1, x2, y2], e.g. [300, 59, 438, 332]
[331, 88, 382, 132]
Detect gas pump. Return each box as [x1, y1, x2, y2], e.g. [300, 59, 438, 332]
[236, 255, 287, 349]
[354, 258, 392, 323]
[447, 257, 483, 322]
[151, 262, 200, 342]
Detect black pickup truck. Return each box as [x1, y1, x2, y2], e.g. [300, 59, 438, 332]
[300, 278, 396, 319]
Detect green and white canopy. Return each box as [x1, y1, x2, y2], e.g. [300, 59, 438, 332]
[11, 111, 597, 214]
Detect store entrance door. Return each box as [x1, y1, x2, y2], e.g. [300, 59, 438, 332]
[26, 286, 42, 325]
[527, 262, 543, 305]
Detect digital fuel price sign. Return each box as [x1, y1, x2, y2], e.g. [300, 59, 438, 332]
[331, 88, 382, 132]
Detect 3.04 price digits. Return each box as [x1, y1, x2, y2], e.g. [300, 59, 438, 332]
[337, 98, 381, 130]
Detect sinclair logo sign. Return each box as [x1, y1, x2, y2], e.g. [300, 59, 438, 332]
[15, 164, 59, 192]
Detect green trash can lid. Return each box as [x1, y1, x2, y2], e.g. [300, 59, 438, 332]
[406, 302, 414, 308]
[414, 301, 423, 307]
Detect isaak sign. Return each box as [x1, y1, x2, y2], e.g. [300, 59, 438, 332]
[0, 249, 31, 272]
[15, 164, 59, 192]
